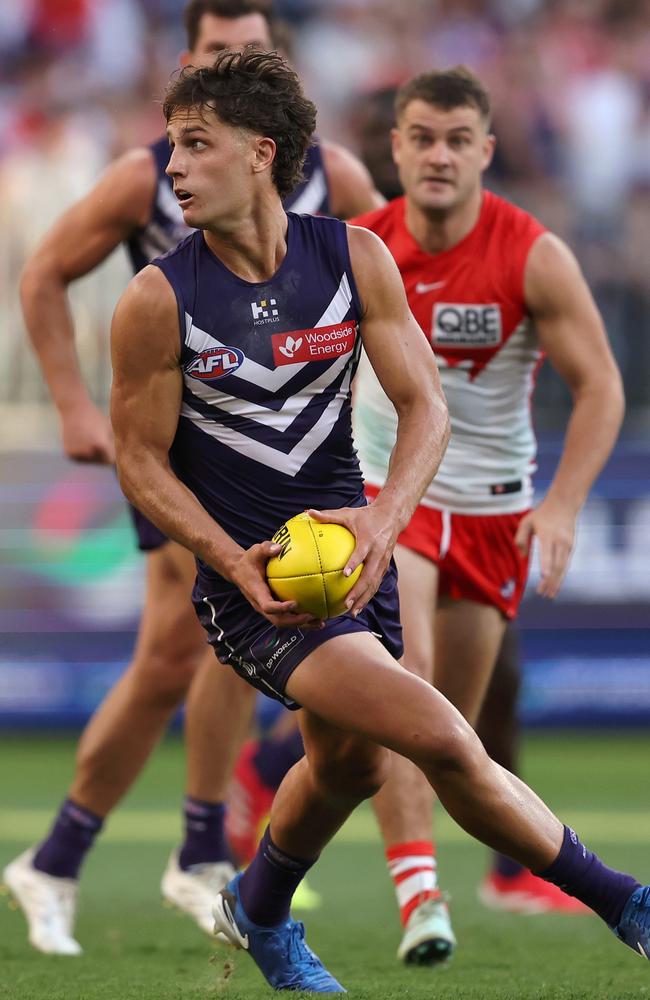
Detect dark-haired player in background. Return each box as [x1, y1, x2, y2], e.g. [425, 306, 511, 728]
[3, 0, 382, 957]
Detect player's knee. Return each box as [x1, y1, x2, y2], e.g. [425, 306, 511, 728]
[313, 745, 390, 803]
[131, 631, 204, 704]
[342, 750, 390, 800]
[417, 720, 480, 778]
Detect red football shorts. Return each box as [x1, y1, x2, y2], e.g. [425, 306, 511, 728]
[365, 484, 531, 619]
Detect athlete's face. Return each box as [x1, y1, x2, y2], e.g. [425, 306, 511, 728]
[392, 100, 494, 215]
[183, 13, 272, 68]
[166, 108, 273, 230]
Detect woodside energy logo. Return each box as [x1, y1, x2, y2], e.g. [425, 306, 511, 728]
[272, 322, 357, 366]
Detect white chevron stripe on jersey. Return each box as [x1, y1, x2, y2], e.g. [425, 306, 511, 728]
[185, 347, 352, 428]
[317, 273, 354, 327]
[182, 365, 353, 477]
[183, 271, 353, 391]
[287, 167, 327, 215]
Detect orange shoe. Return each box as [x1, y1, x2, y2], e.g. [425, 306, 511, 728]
[225, 741, 275, 866]
[479, 869, 590, 914]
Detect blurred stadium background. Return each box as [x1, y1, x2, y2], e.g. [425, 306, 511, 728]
[2, 3, 650, 996]
[1, 0, 649, 729]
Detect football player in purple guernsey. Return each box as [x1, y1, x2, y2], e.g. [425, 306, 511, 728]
[4, 0, 382, 957]
[109, 48, 650, 993]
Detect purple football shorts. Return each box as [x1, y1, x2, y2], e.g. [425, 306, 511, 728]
[128, 503, 168, 552]
[193, 559, 403, 708]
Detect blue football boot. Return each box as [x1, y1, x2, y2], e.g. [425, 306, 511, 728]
[615, 885, 650, 959]
[213, 873, 346, 992]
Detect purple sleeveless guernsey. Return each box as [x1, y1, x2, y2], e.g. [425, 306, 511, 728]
[125, 137, 332, 550]
[151, 214, 402, 705]
[154, 213, 363, 580]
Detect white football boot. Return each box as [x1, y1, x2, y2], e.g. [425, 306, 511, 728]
[397, 895, 457, 966]
[3, 848, 82, 955]
[161, 849, 236, 935]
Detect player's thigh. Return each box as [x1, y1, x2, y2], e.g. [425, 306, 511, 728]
[132, 541, 205, 683]
[393, 542, 438, 682]
[299, 708, 390, 799]
[286, 632, 474, 770]
[434, 597, 507, 725]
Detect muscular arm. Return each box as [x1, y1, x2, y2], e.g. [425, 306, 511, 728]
[111, 266, 244, 568]
[517, 232, 625, 597]
[111, 267, 316, 628]
[351, 226, 449, 528]
[321, 140, 385, 219]
[20, 148, 157, 462]
[311, 225, 449, 614]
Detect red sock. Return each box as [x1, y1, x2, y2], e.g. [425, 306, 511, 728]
[386, 840, 440, 926]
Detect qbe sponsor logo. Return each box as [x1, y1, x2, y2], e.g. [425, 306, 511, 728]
[250, 626, 304, 674]
[272, 322, 357, 366]
[186, 347, 245, 380]
[432, 303, 502, 347]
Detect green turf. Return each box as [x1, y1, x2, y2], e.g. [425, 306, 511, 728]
[1, 732, 649, 999]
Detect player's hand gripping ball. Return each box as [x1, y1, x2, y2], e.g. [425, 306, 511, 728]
[266, 512, 363, 619]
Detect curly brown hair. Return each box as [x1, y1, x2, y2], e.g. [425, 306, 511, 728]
[163, 47, 316, 198]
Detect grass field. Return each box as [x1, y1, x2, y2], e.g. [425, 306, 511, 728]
[1, 731, 649, 1000]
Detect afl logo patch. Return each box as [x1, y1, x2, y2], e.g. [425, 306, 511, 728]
[432, 304, 502, 347]
[186, 347, 244, 380]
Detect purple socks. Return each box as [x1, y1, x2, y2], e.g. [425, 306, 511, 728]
[238, 826, 317, 926]
[537, 825, 641, 927]
[178, 796, 231, 869]
[32, 796, 231, 878]
[254, 730, 305, 792]
[33, 798, 103, 879]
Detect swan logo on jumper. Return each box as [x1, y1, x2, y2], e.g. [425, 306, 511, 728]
[186, 347, 245, 380]
[272, 322, 357, 366]
[432, 304, 502, 347]
[251, 297, 279, 325]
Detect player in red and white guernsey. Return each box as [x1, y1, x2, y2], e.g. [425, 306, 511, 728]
[352, 67, 625, 964]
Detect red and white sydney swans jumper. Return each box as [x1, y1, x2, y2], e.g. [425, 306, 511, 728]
[353, 191, 546, 515]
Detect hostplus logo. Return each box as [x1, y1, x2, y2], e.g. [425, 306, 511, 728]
[251, 297, 279, 325]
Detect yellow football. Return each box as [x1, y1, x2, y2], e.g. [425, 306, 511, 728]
[266, 512, 363, 619]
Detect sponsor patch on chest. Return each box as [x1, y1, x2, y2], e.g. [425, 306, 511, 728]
[272, 321, 357, 366]
[432, 303, 502, 347]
